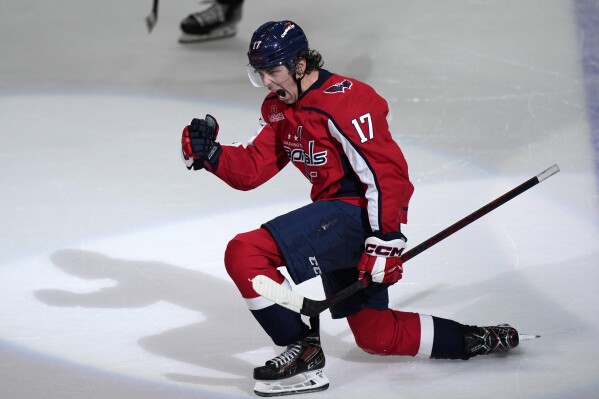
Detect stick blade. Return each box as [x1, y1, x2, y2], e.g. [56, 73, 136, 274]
[252, 275, 305, 314]
[145, 13, 157, 33]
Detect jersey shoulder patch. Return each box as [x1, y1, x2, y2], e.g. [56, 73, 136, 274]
[323, 79, 353, 94]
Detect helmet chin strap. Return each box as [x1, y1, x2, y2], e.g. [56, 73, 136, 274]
[296, 76, 304, 98]
[293, 64, 305, 98]
[289, 62, 306, 99]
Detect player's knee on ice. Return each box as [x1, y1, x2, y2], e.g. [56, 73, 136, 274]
[347, 308, 422, 356]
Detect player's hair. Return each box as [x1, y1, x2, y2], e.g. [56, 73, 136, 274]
[298, 49, 324, 74]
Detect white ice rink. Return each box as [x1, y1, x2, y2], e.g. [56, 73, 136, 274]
[1, 1, 599, 398]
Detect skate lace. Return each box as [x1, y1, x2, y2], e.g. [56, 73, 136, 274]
[191, 1, 227, 25]
[268, 343, 302, 368]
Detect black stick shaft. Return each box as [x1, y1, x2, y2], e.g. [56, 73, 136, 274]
[304, 164, 559, 316]
[401, 164, 559, 262]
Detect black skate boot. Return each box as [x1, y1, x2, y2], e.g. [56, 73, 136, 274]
[253, 317, 328, 396]
[465, 324, 520, 356]
[179, 1, 242, 44]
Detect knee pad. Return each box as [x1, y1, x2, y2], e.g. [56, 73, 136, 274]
[224, 228, 285, 298]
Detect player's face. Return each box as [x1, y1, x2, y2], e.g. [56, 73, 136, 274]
[257, 66, 299, 104]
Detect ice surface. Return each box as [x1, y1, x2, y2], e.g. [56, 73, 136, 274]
[1, 1, 598, 398]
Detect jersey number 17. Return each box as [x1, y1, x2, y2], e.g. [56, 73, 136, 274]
[351, 113, 374, 143]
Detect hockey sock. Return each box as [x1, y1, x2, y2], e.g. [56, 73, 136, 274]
[251, 304, 310, 346]
[347, 308, 422, 356]
[430, 316, 478, 360]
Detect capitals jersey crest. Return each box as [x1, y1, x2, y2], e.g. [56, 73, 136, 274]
[324, 79, 352, 94]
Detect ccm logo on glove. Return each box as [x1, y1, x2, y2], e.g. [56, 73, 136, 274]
[364, 242, 404, 257]
[358, 235, 406, 284]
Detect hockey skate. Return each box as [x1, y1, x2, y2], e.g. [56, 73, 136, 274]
[465, 324, 539, 356]
[179, 1, 242, 44]
[253, 320, 328, 397]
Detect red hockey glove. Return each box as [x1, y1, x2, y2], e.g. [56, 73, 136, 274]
[357, 235, 406, 284]
[181, 114, 222, 171]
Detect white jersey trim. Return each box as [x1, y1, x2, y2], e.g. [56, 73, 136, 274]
[245, 278, 292, 310]
[417, 314, 434, 358]
[327, 119, 380, 231]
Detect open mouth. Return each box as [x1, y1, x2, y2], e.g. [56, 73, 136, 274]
[275, 89, 287, 99]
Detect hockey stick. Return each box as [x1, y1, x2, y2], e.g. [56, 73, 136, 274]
[253, 164, 560, 317]
[145, 0, 159, 33]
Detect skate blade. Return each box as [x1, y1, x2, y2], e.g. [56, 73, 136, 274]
[179, 26, 237, 43]
[254, 370, 329, 397]
[519, 334, 541, 341]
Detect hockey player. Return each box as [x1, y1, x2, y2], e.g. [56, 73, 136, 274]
[179, 0, 243, 44]
[181, 20, 524, 396]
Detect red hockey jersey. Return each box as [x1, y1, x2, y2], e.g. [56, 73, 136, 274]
[212, 70, 414, 234]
